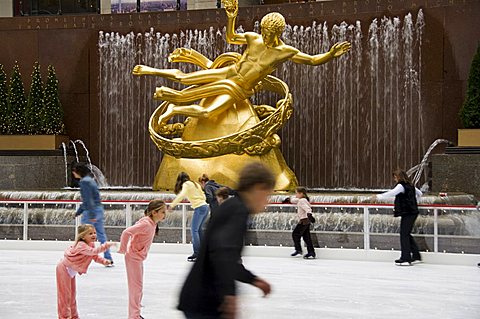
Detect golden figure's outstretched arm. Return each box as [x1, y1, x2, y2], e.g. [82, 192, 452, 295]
[291, 41, 351, 66]
[222, 0, 247, 45]
[168, 48, 214, 70]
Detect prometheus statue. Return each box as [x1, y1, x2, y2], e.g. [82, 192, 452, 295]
[133, 0, 351, 190]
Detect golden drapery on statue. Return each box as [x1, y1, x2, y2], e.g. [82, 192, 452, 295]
[133, 0, 351, 190]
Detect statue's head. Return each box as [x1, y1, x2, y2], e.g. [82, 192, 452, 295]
[260, 12, 285, 46]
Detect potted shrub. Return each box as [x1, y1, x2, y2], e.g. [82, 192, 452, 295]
[458, 45, 480, 146]
[0, 62, 68, 150]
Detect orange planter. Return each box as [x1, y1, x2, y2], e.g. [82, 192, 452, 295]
[0, 135, 69, 150]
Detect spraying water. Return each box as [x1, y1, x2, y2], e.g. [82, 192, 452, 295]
[407, 138, 450, 188]
[69, 140, 79, 162]
[60, 142, 68, 187]
[60, 140, 109, 188]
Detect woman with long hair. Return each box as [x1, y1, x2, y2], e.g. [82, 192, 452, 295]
[72, 162, 113, 264]
[170, 172, 209, 262]
[374, 169, 423, 266]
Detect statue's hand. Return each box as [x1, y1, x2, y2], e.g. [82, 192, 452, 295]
[329, 41, 352, 58]
[169, 48, 192, 63]
[222, 0, 238, 18]
[132, 65, 145, 76]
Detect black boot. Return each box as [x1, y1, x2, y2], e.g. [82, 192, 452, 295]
[187, 254, 197, 262]
[395, 259, 412, 266]
[303, 253, 316, 259]
[291, 251, 302, 257]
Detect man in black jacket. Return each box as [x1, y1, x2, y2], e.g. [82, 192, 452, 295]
[178, 162, 274, 319]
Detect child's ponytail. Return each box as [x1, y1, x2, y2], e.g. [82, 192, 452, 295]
[144, 200, 166, 236]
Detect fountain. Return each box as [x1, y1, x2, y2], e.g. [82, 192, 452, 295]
[59, 140, 109, 188]
[97, 10, 425, 189]
[406, 138, 451, 191]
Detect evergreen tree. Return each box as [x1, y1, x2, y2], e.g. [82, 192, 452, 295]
[7, 62, 27, 134]
[26, 62, 44, 134]
[41, 65, 65, 134]
[0, 64, 9, 134]
[460, 45, 480, 128]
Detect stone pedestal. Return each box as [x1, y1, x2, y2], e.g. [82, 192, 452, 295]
[0, 151, 76, 190]
[154, 148, 298, 191]
[431, 153, 480, 198]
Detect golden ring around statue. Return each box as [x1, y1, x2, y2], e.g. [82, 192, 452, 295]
[148, 75, 293, 159]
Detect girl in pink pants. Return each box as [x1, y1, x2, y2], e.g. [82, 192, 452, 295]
[56, 224, 115, 319]
[118, 200, 166, 319]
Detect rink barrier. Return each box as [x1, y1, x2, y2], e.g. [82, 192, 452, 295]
[0, 241, 478, 266]
[0, 199, 478, 255]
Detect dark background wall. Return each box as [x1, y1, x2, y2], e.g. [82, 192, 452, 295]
[0, 0, 479, 188]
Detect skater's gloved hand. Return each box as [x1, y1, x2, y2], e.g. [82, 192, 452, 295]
[219, 295, 236, 319]
[253, 278, 271, 297]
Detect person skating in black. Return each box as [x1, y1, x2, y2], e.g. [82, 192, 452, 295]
[178, 162, 274, 319]
[198, 174, 224, 214]
[288, 187, 316, 259]
[373, 169, 423, 266]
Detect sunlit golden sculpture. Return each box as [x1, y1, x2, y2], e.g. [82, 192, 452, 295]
[133, 0, 351, 190]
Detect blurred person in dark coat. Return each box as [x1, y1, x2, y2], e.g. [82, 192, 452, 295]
[178, 162, 275, 319]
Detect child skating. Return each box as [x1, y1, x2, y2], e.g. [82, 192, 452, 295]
[56, 224, 115, 319]
[117, 200, 167, 319]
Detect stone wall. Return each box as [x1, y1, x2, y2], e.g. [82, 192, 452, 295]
[0, 152, 76, 189]
[431, 154, 480, 198]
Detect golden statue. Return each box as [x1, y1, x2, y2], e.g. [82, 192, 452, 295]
[133, 0, 351, 190]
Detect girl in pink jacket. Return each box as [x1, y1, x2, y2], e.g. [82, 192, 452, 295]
[289, 187, 316, 259]
[56, 224, 115, 319]
[118, 200, 166, 319]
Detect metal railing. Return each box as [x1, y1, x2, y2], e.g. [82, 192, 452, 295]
[0, 199, 478, 254]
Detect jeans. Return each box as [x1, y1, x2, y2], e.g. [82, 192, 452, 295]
[191, 205, 209, 255]
[399, 213, 420, 261]
[81, 208, 112, 261]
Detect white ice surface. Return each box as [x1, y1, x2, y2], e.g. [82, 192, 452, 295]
[0, 250, 479, 319]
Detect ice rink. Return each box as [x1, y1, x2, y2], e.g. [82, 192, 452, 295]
[1, 249, 479, 319]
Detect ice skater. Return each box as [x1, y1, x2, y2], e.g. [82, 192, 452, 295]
[287, 187, 316, 259]
[170, 172, 209, 262]
[73, 162, 113, 264]
[117, 200, 167, 319]
[178, 162, 273, 319]
[215, 187, 231, 206]
[198, 174, 223, 214]
[372, 169, 423, 266]
[56, 224, 115, 319]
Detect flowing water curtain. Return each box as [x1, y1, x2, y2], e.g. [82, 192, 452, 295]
[276, 10, 424, 188]
[98, 10, 424, 188]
